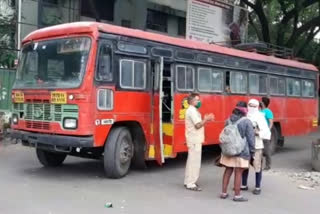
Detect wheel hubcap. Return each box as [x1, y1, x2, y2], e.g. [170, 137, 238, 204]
[120, 139, 133, 164]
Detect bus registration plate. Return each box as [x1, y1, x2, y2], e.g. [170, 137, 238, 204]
[14, 92, 24, 103]
[51, 92, 67, 104]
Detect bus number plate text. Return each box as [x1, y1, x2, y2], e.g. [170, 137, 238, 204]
[51, 92, 67, 104]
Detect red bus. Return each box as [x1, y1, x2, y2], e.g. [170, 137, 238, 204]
[10, 22, 318, 178]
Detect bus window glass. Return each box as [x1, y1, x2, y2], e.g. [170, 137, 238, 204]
[302, 80, 315, 97]
[98, 89, 113, 110]
[212, 71, 223, 91]
[230, 71, 247, 93]
[287, 78, 301, 96]
[96, 45, 112, 81]
[278, 78, 285, 95]
[14, 37, 91, 89]
[186, 66, 194, 89]
[176, 65, 194, 91]
[270, 76, 285, 95]
[249, 74, 267, 94]
[120, 60, 133, 87]
[177, 66, 186, 90]
[120, 59, 146, 89]
[198, 68, 222, 92]
[259, 75, 267, 94]
[198, 68, 211, 91]
[134, 62, 145, 88]
[118, 42, 147, 54]
[249, 74, 258, 94]
[47, 59, 64, 80]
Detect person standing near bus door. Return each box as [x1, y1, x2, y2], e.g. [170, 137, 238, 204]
[184, 93, 214, 191]
[261, 97, 274, 170]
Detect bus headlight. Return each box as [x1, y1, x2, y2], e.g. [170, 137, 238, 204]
[12, 114, 19, 124]
[63, 118, 78, 129]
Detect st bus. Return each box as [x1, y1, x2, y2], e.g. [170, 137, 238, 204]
[10, 22, 318, 178]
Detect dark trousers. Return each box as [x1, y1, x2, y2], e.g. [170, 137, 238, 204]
[263, 139, 272, 168]
[242, 169, 262, 188]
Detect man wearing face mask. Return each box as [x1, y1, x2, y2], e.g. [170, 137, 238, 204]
[184, 93, 214, 191]
[241, 99, 271, 195]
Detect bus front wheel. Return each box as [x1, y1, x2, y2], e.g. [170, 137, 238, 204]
[103, 127, 134, 178]
[36, 148, 67, 167]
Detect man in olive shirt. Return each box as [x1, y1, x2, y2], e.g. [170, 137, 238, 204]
[184, 93, 214, 191]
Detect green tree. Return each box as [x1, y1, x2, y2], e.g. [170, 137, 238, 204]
[0, 0, 16, 68]
[239, 0, 320, 65]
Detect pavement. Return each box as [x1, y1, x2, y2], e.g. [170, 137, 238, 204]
[0, 130, 320, 214]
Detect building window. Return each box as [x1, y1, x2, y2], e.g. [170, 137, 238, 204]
[81, 0, 114, 21]
[198, 67, 223, 92]
[146, 9, 168, 33]
[230, 71, 247, 94]
[121, 20, 131, 28]
[249, 73, 267, 94]
[302, 80, 315, 97]
[287, 78, 301, 96]
[120, 59, 146, 89]
[176, 65, 194, 91]
[269, 76, 285, 96]
[178, 17, 186, 37]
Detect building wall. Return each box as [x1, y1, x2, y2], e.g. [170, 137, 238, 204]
[114, 0, 147, 29]
[19, 0, 188, 46]
[148, 0, 187, 12]
[20, 0, 38, 41]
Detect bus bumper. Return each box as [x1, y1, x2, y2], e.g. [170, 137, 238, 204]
[10, 129, 94, 150]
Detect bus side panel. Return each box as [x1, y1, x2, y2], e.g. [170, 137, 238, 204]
[281, 98, 318, 136]
[172, 93, 248, 153]
[94, 91, 151, 147]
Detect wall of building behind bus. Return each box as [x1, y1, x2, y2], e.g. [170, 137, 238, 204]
[19, 0, 80, 43]
[19, 0, 187, 44]
[113, 0, 147, 30]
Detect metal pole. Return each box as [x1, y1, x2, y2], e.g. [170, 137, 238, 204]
[17, 0, 22, 54]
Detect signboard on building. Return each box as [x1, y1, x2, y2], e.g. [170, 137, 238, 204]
[186, 0, 248, 45]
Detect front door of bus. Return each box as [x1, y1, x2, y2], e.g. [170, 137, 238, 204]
[152, 57, 165, 164]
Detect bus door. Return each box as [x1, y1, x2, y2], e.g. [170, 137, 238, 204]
[151, 57, 164, 164]
[151, 57, 174, 164]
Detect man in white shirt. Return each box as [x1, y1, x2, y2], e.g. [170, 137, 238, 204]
[184, 93, 214, 191]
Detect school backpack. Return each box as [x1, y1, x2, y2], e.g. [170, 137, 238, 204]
[219, 117, 246, 156]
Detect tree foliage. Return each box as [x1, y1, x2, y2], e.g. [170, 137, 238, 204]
[238, 0, 320, 66]
[0, 0, 16, 68]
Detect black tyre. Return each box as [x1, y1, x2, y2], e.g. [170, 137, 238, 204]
[103, 127, 134, 178]
[270, 127, 279, 155]
[36, 149, 67, 167]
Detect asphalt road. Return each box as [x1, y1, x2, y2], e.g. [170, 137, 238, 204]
[0, 130, 320, 214]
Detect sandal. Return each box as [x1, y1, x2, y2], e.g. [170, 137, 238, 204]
[185, 185, 202, 191]
[220, 193, 229, 199]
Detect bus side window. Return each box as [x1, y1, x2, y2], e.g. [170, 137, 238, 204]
[225, 71, 231, 93]
[96, 45, 112, 81]
[229, 71, 247, 94]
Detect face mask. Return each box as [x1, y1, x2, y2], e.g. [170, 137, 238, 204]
[248, 106, 258, 114]
[196, 101, 202, 109]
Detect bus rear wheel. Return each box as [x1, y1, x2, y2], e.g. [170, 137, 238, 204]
[36, 149, 67, 167]
[103, 127, 134, 178]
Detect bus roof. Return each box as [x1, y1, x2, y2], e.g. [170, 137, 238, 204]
[24, 22, 318, 72]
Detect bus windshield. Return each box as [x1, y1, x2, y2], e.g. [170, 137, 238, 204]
[14, 37, 91, 89]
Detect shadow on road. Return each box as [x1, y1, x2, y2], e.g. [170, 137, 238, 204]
[19, 145, 222, 180]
